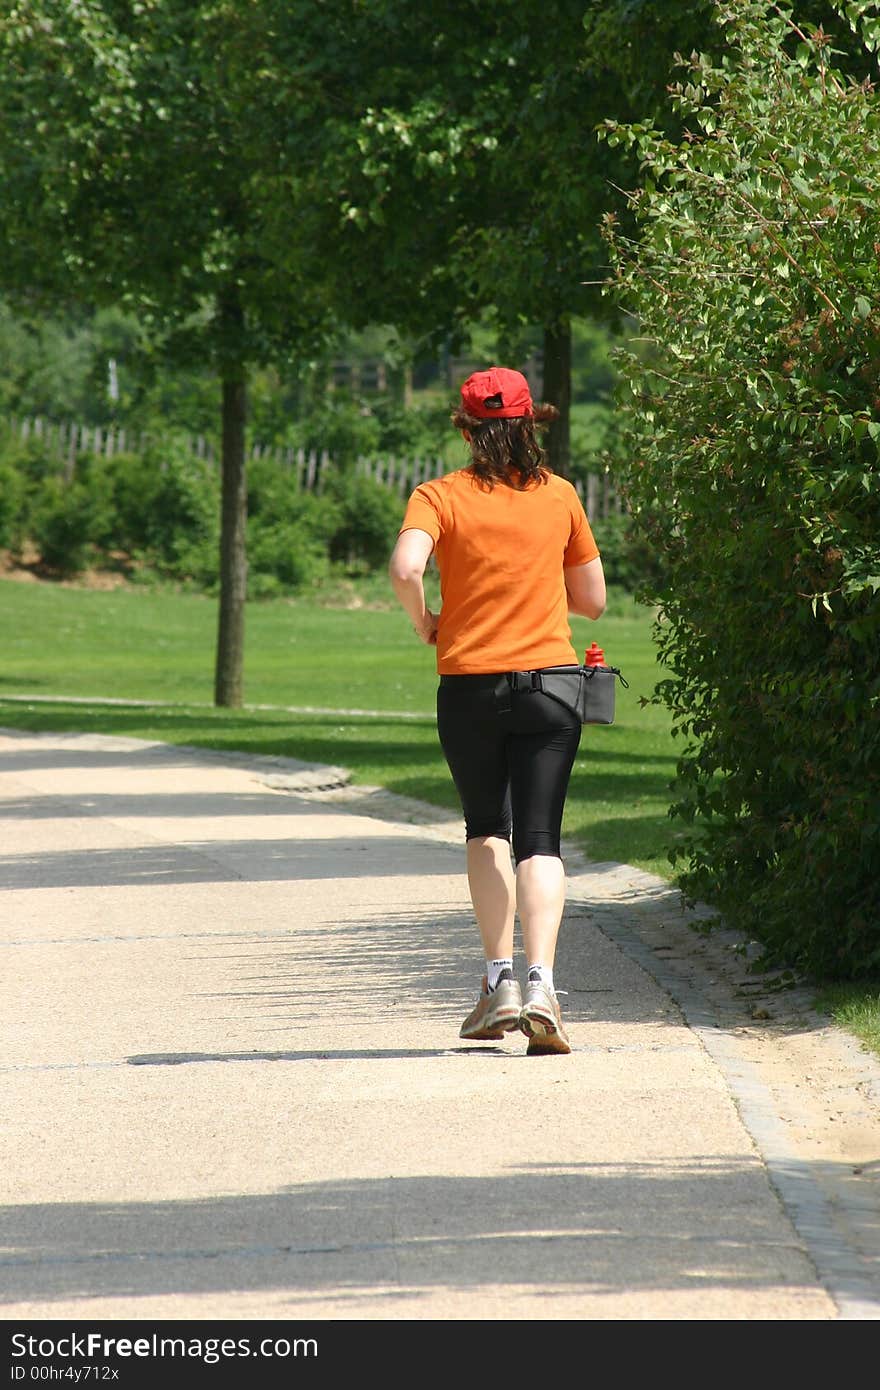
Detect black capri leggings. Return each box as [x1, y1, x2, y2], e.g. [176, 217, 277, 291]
[436, 673, 582, 864]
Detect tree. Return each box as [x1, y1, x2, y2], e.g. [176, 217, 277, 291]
[0, 0, 335, 705]
[302, 0, 718, 477]
[601, 0, 880, 978]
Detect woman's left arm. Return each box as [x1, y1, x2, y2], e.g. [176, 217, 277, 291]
[565, 555, 607, 620]
[389, 528, 439, 644]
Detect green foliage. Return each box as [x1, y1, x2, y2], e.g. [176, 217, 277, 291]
[288, 0, 721, 486]
[0, 304, 94, 419]
[0, 427, 222, 585]
[0, 430, 52, 551]
[0, 459, 25, 549]
[291, 396, 382, 466]
[0, 0, 357, 702]
[117, 441, 221, 590]
[108, 443, 218, 562]
[324, 471, 406, 571]
[602, 1, 880, 979]
[327, 1, 715, 331]
[570, 319, 619, 402]
[246, 454, 338, 596]
[359, 397, 452, 460]
[0, 427, 410, 594]
[591, 511, 662, 594]
[29, 477, 99, 577]
[246, 520, 332, 597]
[0, 2, 339, 366]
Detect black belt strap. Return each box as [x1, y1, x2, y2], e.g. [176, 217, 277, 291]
[494, 669, 545, 713]
[493, 674, 512, 714]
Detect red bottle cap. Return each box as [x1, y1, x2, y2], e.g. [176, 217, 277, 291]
[584, 642, 605, 667]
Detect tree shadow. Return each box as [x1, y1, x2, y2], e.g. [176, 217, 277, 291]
[0, 1157, 849, 1309]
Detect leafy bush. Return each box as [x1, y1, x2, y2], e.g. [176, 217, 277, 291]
[247, 520, 332, 596]
[29, 477, 97, 575]
[292, 396, 382, 466]
[0, 458, 26, 550]
[59, 450, 120, 552]
[364, 396, 452, 458]
[591, 510, 663, 594]
[602, 1, 880, 979]
[0, 430, 223, 582]
[324, 470, 405, 570]
[0, 432, 68, 555]
[115, 439, 220, 565]
[0, 434, 120, 575]
[246, 453, 340, 594]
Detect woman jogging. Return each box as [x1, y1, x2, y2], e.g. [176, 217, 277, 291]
[389, 366, 606, 1055]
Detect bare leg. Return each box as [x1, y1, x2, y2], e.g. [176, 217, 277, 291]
[466, 835, 516, 960]
[516, 854, 571, 1053]
[516, 854, 566, 967]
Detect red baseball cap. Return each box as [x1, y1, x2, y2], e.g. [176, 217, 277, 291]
[460, 366, 533, 419]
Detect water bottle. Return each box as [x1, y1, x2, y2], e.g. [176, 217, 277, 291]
[581, 641, 626, 723]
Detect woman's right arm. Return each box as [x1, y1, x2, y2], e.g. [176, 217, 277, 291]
[389, 528, 439, 644]
[564, 556, 607, 620]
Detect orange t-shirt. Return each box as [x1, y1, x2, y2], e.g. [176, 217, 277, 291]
[399, 468, 600, 675]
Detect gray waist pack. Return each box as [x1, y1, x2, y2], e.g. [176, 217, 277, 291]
[502, 664, 628, 725]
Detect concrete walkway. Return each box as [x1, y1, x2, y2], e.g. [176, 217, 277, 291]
[2, 727, 880, 1322]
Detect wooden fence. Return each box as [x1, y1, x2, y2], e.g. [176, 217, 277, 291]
[5, 414, 333, 490]
[4, 414, 620, 517]
[353, 453, 621, 517]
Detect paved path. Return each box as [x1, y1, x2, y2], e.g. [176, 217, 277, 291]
[2, 728, 880, 1321]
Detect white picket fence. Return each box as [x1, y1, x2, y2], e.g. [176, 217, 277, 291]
[6, 414, 335, 489]
[4, 413, 620, 516]
[353, 453, 620, 516]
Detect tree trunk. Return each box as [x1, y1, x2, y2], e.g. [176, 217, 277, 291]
[542, 319, 572, 479]
[214, 360, 248, 708]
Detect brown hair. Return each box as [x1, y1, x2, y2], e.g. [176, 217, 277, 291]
[450, 402, 559, 489]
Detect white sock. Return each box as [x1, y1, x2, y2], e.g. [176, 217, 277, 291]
[486, 958, 514, 991]
[528, 963, 554, 993]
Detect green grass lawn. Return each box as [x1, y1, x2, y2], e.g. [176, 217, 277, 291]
[0, 575, 677, 877]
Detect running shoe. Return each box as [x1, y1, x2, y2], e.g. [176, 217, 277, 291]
[460, 971, 523, 1040]
[519, 980, 572, 1055]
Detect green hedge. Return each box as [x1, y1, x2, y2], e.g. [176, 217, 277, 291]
[602, 1, 880, 980]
